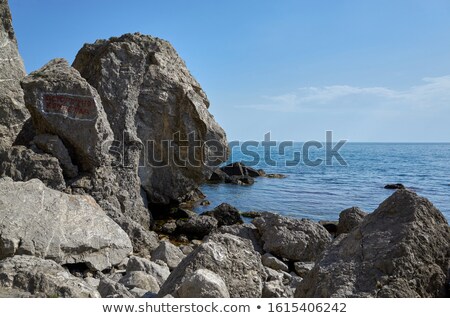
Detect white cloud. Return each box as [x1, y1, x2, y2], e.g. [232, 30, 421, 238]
[236, 75, 450, 113]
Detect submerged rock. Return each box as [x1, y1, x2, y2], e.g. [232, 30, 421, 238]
[0, 178, 132, 271]
[384, 183, 405, 190]
[295, 190, 450, 298]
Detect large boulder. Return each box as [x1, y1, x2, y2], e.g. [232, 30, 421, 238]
[0, 0, 29, 149]
[20, 58, 154, 254]
[21, 58, 113, 171]
[150, 241, 185, 270]
[158, 233, 266, 298]
[72, 33, 228, 205]
[177, 269, 230, 298]
[252, 213, 331, 261]
[295, 190, 450, 298]
[126, 256, 170, 287]
[0, 255, 100, 298]
[0, 178, 132, 271]
[176, 214, 218, 240]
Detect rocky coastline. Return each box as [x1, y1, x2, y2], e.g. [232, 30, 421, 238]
[0, 0, 449, 298]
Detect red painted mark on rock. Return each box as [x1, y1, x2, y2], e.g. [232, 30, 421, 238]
[42, 93, 97, 121]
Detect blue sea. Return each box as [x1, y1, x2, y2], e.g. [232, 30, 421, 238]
[195, 143, 450, 221]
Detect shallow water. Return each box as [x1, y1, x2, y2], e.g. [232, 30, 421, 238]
[195, 143, 450, 221]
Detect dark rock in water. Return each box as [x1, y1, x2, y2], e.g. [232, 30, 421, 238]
[384, 183, 405, 189]
[337, 207, 367, 235]
[253, 213, 331, 262]
[295, 190, 450, 298]
[265, 173, 287, 179]
[201, 203, 243, 226]
[176, 215, 218, 240]
[0, 0, 29, 149]
[158, 233, 266, 298]
[200, 200, 210, 206]
[72, 33, 228, 205]
[0, 255, 100, 298]
[220, 162, 263, 178]
[241, 211, 263, 219]
[208, 168, 232, 183]
[0, 145, 66, 190]
[257, 169, 266, 176]
[226, 175, 255, 185]
[318, 221, 338, 235]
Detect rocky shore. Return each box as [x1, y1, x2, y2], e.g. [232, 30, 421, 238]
[0, 0, 449, 298]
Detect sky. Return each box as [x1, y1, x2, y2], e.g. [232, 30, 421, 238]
[8, 0, 450, 142]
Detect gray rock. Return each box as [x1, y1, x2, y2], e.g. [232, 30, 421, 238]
[0, 178, 132, 271]
[176, 269, 230, 298]
[201, 203, 243, 226]
[253, 213, 331, 261]
[176, 215, 218, 239]
[72, 33, 229, 205]
[129, 287, 149, 298]
[151, 241, 185, 270]
[217, 223, 263, 253]
[0, 145, 66, 190]
[0, 255, 99, 298]
[84, 277, 100, 288]
[98, 277, 134, 298]
[262, 253, 289, 272]
[0, 0, 29, 149]
[293, 262, 315, 278]
[337, 207, 367, 235]
[32, 134, 78, 178]
[262, 280, 293, 298]
[119, 272, 160, 293]
[180, 245, 194, 255]
[126, 256, 170, 286]
[158, 233, 266, 298]
[20, 59, 154, 255]
[295, 190, 450, 298]
[21, 58, 113, 171]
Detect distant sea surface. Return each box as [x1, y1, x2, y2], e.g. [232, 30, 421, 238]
[195, 143, 450, 221]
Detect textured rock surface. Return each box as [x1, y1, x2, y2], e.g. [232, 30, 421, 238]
[32, 134, 78, 178]
[0, 256, 99, 298]
[20, 58, 154, 254]
[176, 269, 230, 298]
[294, 262, 315, 278]
[0, 145, 66, 190]
[0, 178, 132, 271]
[262, 253, 289, 272]
[253, 213, 331, 261]
[21, 58, 113, 171]
[72, 33, 228, 205]
[0, 0, 29, 149]
[158, 233, 266, 298]
[217, 223, 263, 253]
[119, 271, 160, 293]
[337, 207, 367, 235]
[151, 241, 184, 270]
[262, 280, 293, 298]
[201, 203, 243, 226]
[98, 277, 134, 298]
[126, 256, 170, 287]
[295, 190, 450, 298]
[176, 214, 218, 239]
